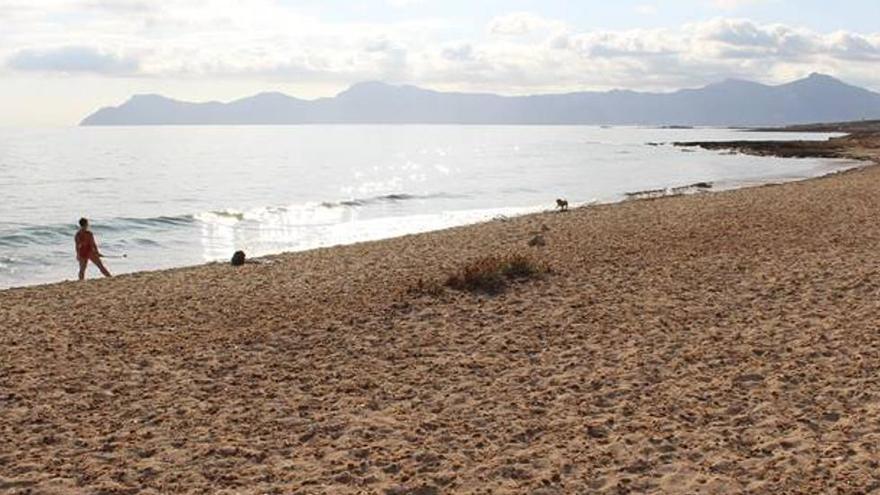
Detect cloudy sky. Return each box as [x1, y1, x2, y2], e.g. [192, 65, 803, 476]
[2, 0, 879, 125]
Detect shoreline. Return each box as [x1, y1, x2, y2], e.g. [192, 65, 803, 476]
[675, 121, 880, 161]
[0, 144, 867, 293]
[4, 131, 880, 493]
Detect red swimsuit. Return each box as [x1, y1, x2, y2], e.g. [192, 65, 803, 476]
[75, 230, 96, 259]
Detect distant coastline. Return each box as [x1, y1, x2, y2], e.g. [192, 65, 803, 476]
[675, 120, 880, 162]
[80, 74, 880, 127]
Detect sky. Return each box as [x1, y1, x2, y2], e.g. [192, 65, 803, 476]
[1, 0, 879, 125]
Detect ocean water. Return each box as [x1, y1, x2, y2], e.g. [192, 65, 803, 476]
[0, 125, 854, 289]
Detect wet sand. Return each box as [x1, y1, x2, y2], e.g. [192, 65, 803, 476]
[2, 135, 880, 493]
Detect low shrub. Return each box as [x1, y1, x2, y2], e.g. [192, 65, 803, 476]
[444, 253, 549, 294]
[408, 278, 445, 296]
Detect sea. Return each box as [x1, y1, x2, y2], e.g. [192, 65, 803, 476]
[0, 125, 857, 289]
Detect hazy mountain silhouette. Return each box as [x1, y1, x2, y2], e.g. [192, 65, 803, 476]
[81, 74, 880, 127]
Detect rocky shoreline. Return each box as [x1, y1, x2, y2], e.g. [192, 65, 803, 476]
[675, 121, 880, 161]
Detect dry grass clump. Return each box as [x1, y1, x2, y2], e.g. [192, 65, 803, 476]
[444, 253, 550, 294]
[408, 278, 445, 297]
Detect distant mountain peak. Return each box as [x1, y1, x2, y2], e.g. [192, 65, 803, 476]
[253, 91, 291, 98]
[788, 72, 848, 87]
[233, 91, 301, 104]
[704, 77, 767, 90]
[807, 72, 838, 81]
[127, 93, 175, 103]
[336, 81, 431, 99]
[338, 81, 396, 95]
[349, 80, 393, 90]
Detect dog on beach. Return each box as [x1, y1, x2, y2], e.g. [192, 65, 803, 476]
[555, 198, 569, 212]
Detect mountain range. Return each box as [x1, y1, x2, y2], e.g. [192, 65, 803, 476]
[80, 73, 880, 127]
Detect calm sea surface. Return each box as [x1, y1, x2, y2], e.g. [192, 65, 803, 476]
[0, 126, 854, 288]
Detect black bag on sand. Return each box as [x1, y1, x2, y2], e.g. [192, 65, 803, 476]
[231, 250, 246, 266]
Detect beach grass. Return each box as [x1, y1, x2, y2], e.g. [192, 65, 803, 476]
[444, 253, 549, 294]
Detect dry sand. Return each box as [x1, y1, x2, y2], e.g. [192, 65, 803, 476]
[3, 137, 880, 494]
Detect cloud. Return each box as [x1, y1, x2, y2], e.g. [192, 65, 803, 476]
[78, 0, 157, 14]
[386, 0, 423, 7]
[634, 4, 658, 16]
[7, 46, 140, 74]
[0, 1, 879, 96]
[711, 0, 768, 10]
[563, 29, 679, 58]
[441, 43, 474, 61]
[488, 12, 565, 37]
[826, 31, 880, 61]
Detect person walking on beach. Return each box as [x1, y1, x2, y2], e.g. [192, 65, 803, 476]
[75, 217, 111, 280]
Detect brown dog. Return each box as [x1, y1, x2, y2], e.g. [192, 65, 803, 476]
[555, 198, 569, 211]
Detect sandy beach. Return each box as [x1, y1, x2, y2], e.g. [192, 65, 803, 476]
[3, 133, 880, 494]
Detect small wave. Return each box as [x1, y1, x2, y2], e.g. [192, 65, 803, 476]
[0, 193, 468, 250]
[324, 199, 364, 208]
[624, 181, 713, 200]
[212, 210, 245, 220]
[195, 208, 276, 225]
[97, 215, 195, 233]
[0, 224, 75, 247]
[0, 254, 48, 270]
[0, 214, 196, 248]
[383, 193, 418, 201]
[130, 238, 162, 247]
[321, 192, 465, 209]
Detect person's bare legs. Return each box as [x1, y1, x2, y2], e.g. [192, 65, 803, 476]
[78, 257, 88, 280]
[89, 254, 112, 277]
